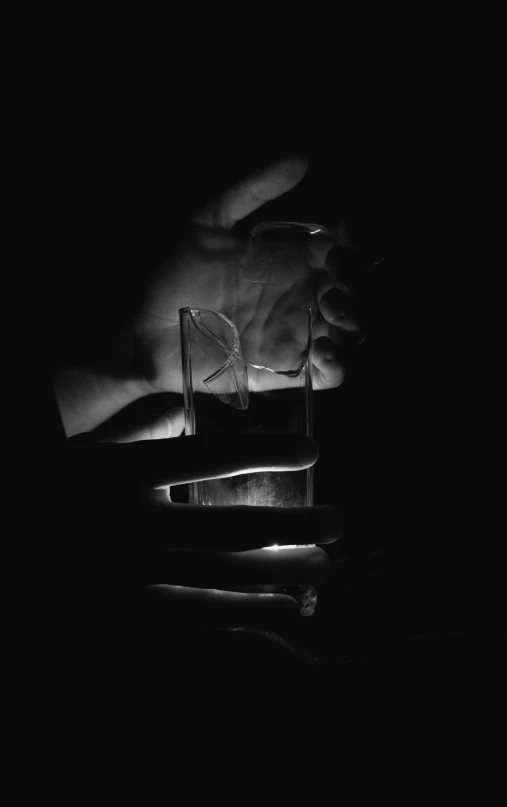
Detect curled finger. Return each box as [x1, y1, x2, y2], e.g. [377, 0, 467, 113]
[141, 584, 300, 627]
[144, 546, 332, 588]
[312, 336, 346, 390]
[144, 502, 342, 551]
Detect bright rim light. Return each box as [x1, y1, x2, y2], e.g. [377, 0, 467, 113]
[263, 544, 314, 551]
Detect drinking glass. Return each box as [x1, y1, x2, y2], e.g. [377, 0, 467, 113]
[179, 221, 338, 616]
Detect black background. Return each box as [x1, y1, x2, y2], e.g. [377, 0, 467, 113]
[35, 61, 502, 724]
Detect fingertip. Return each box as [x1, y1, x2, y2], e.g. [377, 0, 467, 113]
[282, 153, 309, 180]
[318, 505, 343, 542]
[306, 550, 332, 585]
[292, 434, 319, 469]
[312, 337, 346, 388]
[231, 433, 319, 472]
[274, 594, 301, 612]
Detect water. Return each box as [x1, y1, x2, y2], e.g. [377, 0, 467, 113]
[186, 391, 316, 615]
[188, 390, 312, 509]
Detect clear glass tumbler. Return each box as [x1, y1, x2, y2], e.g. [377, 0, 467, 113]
[179, 221, 334, 616]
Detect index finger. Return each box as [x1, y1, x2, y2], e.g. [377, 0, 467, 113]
[195, 155, 308, 229]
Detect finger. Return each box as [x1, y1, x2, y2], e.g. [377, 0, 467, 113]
[143, 503, 342, 550]
[312, 336, 346, 389]
[69, 433, 319, 489]
[130, 432, 319, 488]
[195, 155, 308, 229]
[92, 407, 185, 443]
[319, 288, 364, 333]
[141, 584, 300, 626]
[307, 234, 337, 269]
[144, 546, 332, 588]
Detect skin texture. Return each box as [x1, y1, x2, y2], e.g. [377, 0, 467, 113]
[55, 156, 364, 436]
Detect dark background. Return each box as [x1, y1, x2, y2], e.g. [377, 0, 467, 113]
[38, 71, 501, 715]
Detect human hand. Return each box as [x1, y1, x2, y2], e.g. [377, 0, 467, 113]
[132, 155, 368, 397]
[55, 154, 371, 435]
[62, 410, 340, 628]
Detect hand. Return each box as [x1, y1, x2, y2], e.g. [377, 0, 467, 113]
[55, 155, 368, 435]
[62, 410, 341, 628]
[132, 155, 366, 396]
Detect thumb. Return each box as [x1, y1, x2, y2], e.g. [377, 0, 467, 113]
[195, 155, 309, 229]
[91, 406, 185, 443]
